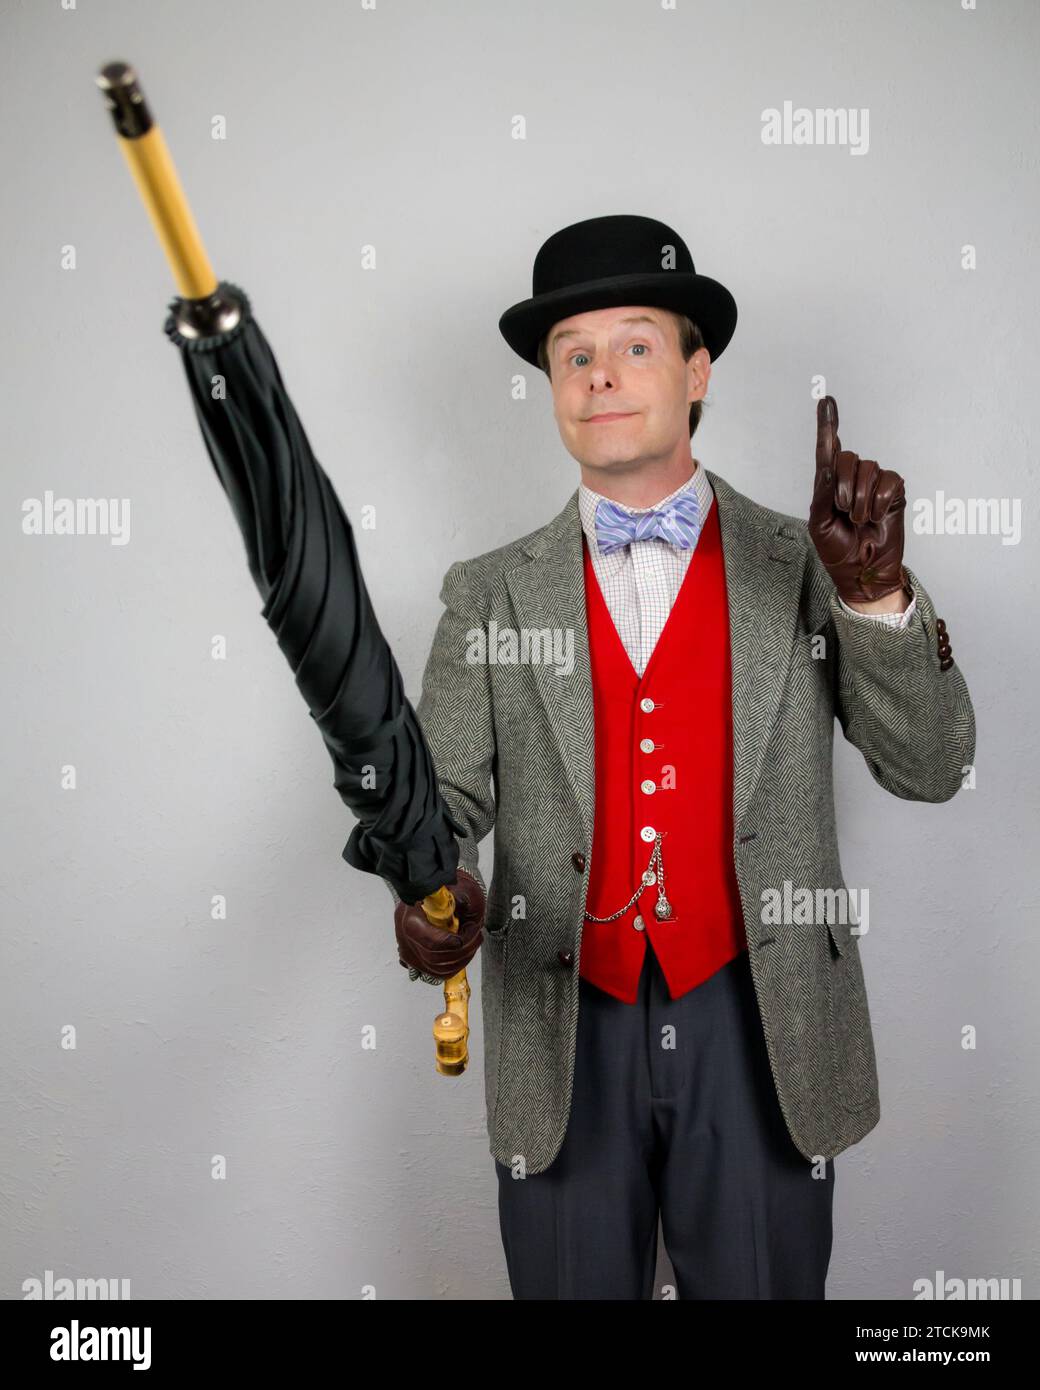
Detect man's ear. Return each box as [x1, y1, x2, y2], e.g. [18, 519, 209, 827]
[688, 347, 711, 404]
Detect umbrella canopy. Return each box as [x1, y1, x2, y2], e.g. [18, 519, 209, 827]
[163, 279, 465, 904]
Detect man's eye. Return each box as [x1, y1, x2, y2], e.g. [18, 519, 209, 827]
[569, 344, 648, 367]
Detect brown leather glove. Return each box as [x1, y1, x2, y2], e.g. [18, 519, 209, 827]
[809, 395, 909, 604]
[395, 867, 486, 982]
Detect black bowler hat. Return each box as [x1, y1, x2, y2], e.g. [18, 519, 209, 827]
[498, 214, 738, 368]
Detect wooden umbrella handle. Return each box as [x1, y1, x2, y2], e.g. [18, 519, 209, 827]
[422, 887, 470, 1076]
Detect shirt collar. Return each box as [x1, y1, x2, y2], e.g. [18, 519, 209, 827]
[578, 460, 714, 556]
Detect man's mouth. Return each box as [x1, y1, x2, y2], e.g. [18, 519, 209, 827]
[583, 411, 637, 423]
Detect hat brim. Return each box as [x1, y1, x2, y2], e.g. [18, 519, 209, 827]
[498, 270, 737, 367]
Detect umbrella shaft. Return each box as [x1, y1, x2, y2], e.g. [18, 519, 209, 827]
[117, 126, 217, 298]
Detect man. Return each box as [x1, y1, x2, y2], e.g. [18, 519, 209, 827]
[388, 214, 975, 1299]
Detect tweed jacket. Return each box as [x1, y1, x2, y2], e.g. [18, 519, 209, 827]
[386, 467, 977, 1174]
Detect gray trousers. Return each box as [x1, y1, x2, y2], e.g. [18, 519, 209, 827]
[495, 944, 835, 1299]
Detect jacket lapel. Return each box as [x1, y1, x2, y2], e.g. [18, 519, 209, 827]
[707, 470, 807, 830]
[502, 468, 806, 846]
[503, 499, 597, 843]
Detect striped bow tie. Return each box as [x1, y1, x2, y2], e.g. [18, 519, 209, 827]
[594, 492, 702, 555]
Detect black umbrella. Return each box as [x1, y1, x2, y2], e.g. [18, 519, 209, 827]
[161, 279, 467, 905]
[96, 59, 471, 1074]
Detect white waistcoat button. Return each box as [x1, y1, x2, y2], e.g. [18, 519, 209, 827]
[633, 914, 646, 932]
[639, 697, 655, 713]
[640, 826, 656, 842]
[639, 738, 654, 753]
[641, 779, 656, 794]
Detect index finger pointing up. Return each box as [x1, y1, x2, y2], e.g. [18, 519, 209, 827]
[816, 395, 840, 477]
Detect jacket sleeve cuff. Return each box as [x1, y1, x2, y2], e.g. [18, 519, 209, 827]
[829, 564, 931, 667]
[837, 587, 917, 631]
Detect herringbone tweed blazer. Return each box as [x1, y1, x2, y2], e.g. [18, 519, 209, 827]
[385, 468, 976, 1174]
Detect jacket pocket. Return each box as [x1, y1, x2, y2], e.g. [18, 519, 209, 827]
[825, 924, 878, 1111]
[827, 914, 854, 956]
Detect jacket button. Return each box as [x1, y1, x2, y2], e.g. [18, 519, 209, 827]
[936, 617, 953, 668]
[557, 950, 574, 968]
[572, 851, 586, 872]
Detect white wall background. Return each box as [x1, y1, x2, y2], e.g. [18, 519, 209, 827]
[2, 0, 1036, 1300]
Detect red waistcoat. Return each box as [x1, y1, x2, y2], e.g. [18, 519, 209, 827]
[579, 497, 747, 1003]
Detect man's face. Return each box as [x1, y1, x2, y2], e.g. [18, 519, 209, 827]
[545, 305, 711, 475]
